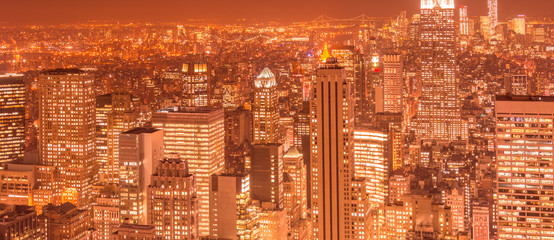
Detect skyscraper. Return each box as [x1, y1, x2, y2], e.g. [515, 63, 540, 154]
[382, 54, 403, 113]
[488, 0, 498, 38]
[147, 158, 198, 240]
[353, 128, 388, 207]
[329, 46, 367, 125]
[209, 173, 256, 239]
[118, 127, 164, 225]
[38, 69, 95, 209]
[96, 92, 137, 183]
[152, 106, 225, 235]
[0, 74, 25, 163]
[495, 95, 554, 239]
[251, 144, 284, 209]
[459, 6, 469, 37]
[182, 63, 210, 107]
[311, 58, 361, 240]
[417, 0, 462, 142]
[253, 67, 280, 144]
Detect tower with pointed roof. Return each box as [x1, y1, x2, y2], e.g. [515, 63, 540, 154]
[253, 67, 280, 144]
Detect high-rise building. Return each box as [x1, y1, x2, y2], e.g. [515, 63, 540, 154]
[119, 127, 164, 225]
[39, 202, 93, 240]
[257, 202, 288, 240]
[329, 46, 367, 125]
[472, 201, 490, 240]
[512, 15, 526, 35]
[209, 173, 256, 239]
[488, 0, 498, 38]
[495, 95, 554, 239]
[382, 54, 403, 113]
[283, 147, 311, 240]
[152, 106, 225, 235]
[504, 74, 528, 95]
[418, 0, 462, 142]
[251, 144, 284, 209]
[92, 186, 120, 240]
[38, 69, 95, 209]
[182, 63, 210, 107]
[0, 74, 25, 163]
[0, 205, 40, 240]
[147, 158, 198, 240]
[311, 58, 364, 240]
[283, 147, 308, 221]
[96, 93, 137, 183]
[459, 6, 469, 37]
[353, 128, 388, 207]
[252, 68, 280, 144]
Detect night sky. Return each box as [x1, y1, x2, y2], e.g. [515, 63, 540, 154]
[1, 0, 552, 25]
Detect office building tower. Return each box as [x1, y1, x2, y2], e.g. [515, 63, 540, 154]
[311, 58, 363, 240]
[459, 6, 469, 37]
[96, 92, 137, 183]
[388, 168, 412, 203]
[504, 74, 528, 95]
[39, 202, 92, 240]
[251, 144, 284, 209]
[472, 201, 490, 240]
[253, 68, 280, 144]
[329, 46, 367, 125]
[182, 63, 210, 107]
[209, 173, 256, 239]
[92, 186, 120, 240]
[512, 15, 526, 35]
[480, 16, 492, 41]
[488, 0, 498, 37]
[0, 205, 40, 240]
[38, 69, 95, 209]
[152, 106, 224, 235]
[418, 0, 462, 142]
[0, 163, 35, 206]
[0, 74, 25, 163]
[257, 202, 288, 240]
[147, 158, 198, 240]
[382, 54, 403, 113]
[495, 96, 554, 239]
[383, 201, 413, 239]
[353, 128, 388, 207]
[119, 127, 164, 225]
[283, 147, 308, 221]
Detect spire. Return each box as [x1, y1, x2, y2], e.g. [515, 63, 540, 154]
[319, 43, 331, 63]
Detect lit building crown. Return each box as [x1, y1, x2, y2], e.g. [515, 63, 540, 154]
[421, 0, 454, 9]
[255, 67, 276, 88]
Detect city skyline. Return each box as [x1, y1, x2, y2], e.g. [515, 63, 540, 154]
[0, 0, 553, 239]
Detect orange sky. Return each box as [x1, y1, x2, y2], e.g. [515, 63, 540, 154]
[1, 0, 552, 25]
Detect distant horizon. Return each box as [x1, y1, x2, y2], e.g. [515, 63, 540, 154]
[1, 0, 553, 26]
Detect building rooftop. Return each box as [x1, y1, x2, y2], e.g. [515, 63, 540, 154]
[156, 106, 222, 114]
[122, 127, 161, 135]
[496, 95, 554, 102]
[0, 205, 36, 223]
[284, 147, 302, 158]
[41, 68, 85, 75]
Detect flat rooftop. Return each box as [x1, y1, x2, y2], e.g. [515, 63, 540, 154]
[122, 127, 161, 135]
[41, 68, 85, 75]
[496, 95, 554, 102]
[157, 106, 221, 114]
